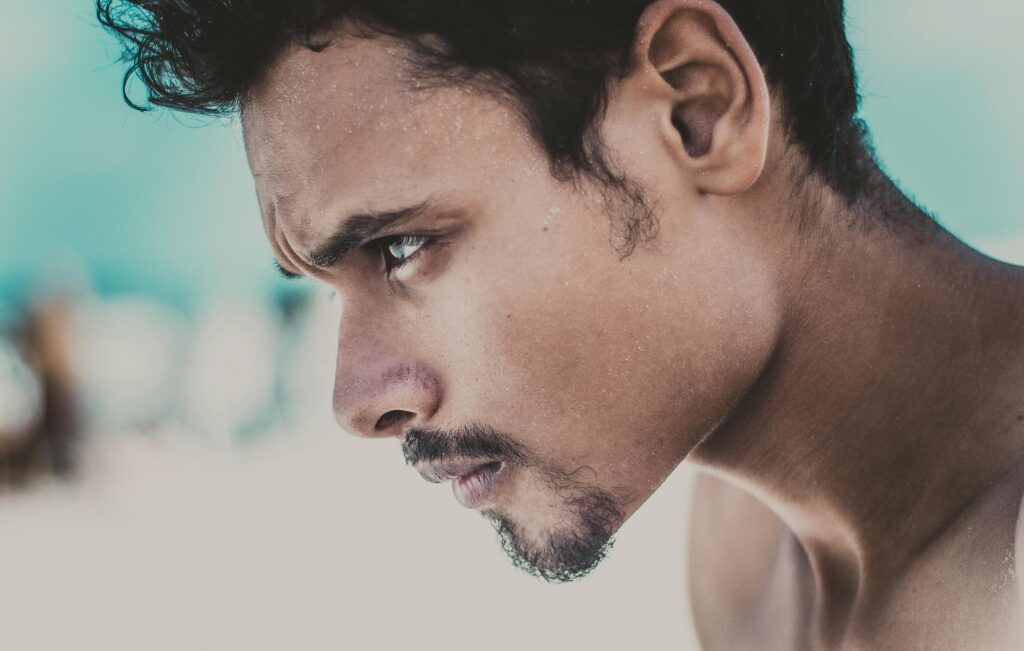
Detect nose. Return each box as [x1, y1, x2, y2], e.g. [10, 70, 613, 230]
[333, 358, 443, 439]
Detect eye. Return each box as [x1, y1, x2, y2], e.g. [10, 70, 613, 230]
[377, 234, 431, 274]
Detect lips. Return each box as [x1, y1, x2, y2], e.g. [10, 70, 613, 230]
[452, 462, 503, 508]
[415, 460, 504, 509]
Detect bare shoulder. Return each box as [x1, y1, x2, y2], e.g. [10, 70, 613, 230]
[1006, 476, 1024, 644]
[1016, 482, 1024, 605]
[688, 472, 802, 649]
[988, 458, 1024, 636]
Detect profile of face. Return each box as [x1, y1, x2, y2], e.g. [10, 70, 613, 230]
[243, 5, 784, 581]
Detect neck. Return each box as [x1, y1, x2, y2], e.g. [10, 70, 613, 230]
[690, 167, 1024, 638]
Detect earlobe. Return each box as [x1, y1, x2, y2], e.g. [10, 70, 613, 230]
[634, 0, 769, 196]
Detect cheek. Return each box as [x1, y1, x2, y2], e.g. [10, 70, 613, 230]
[440, 228, 774, 485]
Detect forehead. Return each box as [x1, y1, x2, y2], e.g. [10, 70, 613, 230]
[241, 32, 542, 243]
[243, 33, 411, 184]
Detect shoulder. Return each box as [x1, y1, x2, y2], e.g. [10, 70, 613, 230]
[1016, 487, 1024, 603]
[1004, 460, 1024, 630]
[1011, 487, 1024, 644]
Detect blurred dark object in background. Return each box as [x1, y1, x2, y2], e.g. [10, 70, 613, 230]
[0, 300, 78, 490]
[0, 283, 325, 495]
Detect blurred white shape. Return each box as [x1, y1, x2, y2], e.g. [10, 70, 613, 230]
[278, 292, 340, 433]
[976, 231, 1024, 266]
[854, 0, 1024, 68]
[181, 300, 278, 440]
[0, 2, 70, 83]
[68, 297, 188, 430]
[0, 339, 42, 440]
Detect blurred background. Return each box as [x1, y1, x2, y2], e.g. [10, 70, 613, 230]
[1, 1, 1022, 649]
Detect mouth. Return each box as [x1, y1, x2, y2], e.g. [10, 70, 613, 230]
[416, 460, 505, 509]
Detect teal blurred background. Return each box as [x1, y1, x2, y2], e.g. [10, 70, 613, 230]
[0, 2, 280, 309]
[1, 0, 1023, 310]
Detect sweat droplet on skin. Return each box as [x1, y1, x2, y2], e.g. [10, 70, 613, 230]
[542, 204, 563, 230]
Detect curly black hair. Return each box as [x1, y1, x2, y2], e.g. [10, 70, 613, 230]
[97, 0, 868, 201]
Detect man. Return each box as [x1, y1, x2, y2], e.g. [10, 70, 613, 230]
[99, 0, 1024, 648]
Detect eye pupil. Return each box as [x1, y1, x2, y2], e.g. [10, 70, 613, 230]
[387, 235, 425, 262]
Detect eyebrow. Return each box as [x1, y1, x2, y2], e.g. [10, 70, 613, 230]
[272, 202, 428, 279]
[310, 202, 428, 268]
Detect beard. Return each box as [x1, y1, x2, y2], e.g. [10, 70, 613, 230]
[484, 484, 623, 583]
[403, 423, 626, 582]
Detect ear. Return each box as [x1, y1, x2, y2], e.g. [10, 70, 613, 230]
[632, 0, 770, 196]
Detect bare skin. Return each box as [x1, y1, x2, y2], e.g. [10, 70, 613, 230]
[241, 0, 1024, 646]
[688, 222, 1024, 649]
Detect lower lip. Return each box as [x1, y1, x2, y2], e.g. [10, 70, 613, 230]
[452, 462, 503, 509]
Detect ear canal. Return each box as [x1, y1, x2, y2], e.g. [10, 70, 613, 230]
[665, 62, 730, 159]
[671, 94, 731, 158]
[670, 113, 695, 154]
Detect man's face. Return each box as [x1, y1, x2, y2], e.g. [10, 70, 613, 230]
[243, 32, 779, 580]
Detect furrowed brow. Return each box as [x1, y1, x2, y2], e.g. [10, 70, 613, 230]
[308, 202, 428, 269]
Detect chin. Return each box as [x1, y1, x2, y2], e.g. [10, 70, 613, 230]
[482, 485, 625, 583]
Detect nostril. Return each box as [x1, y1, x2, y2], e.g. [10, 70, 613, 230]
[375, 410, 414, 433]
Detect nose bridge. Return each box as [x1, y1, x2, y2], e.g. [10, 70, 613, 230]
[332, 305, 442, 438]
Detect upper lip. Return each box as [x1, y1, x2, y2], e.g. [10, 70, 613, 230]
[414, 459, 497, 484]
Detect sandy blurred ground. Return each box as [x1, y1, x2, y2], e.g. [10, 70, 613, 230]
[0, 413, 701, 651]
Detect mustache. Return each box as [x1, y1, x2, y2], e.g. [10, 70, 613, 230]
[402, 423, 526, 466]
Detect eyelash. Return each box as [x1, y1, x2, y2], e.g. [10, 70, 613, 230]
[370, 234, 434, 276]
